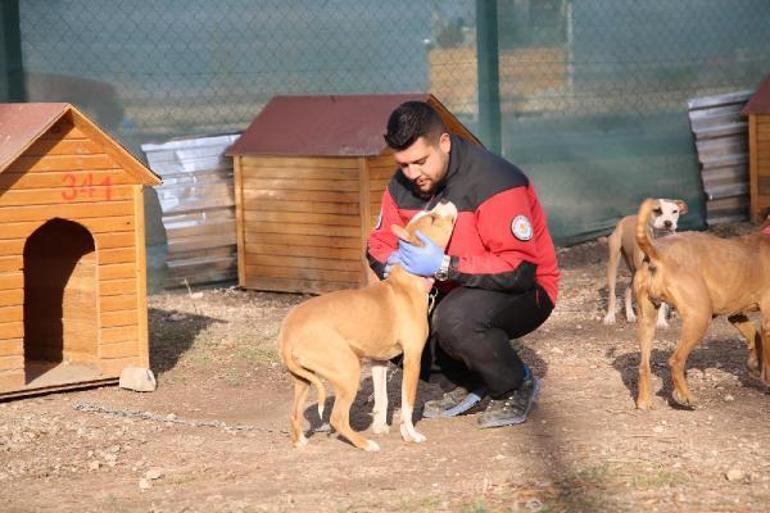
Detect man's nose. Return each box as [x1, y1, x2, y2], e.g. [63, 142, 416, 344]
[403, 164, 419, 179]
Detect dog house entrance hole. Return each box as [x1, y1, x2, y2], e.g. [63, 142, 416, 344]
[23, 218, 101, 387]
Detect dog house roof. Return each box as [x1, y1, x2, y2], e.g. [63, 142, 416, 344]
[0, 102, 160, 184]
[227, 93, 480, 157]
[742, 75, 770, 115]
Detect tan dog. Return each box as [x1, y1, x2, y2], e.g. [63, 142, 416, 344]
[278, 200, 458, 450]
[633, 198, 770, 409]
[603, 199, 687, 328]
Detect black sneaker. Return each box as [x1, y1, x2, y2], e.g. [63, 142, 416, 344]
[477, 377, 540, 429]
[422, 386, 487, 419]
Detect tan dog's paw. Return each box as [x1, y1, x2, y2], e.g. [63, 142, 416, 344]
[293, 435, 309, 448]
[671, 389, 696, 409]
[635, 397, 652, 410]
[371, 422, 390, 435]
[626, 311, 637, 323]
[656, 319, 670, 329]
[399, 424, 426, 443]
[364, 440, 381, 452]
[602, 312, 616, 325]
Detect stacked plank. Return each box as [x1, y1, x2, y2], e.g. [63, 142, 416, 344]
[142, 134, 239, 288]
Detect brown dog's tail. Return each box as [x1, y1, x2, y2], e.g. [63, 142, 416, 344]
[279, 332, 327, 419]
[636, 198, 661, 262]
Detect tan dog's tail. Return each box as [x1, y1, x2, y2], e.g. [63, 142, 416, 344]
[636, 198, 661, 262]
[279, 333, 327, 419]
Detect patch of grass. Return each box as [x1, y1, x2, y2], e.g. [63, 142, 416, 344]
[461, 500, 488, 513]
[187, 348, 214, 367]
[223, 367, 244, 387]
[234, 345, 279, 365]
[627, 466, 688, 489]
[530, 464, 620, 513]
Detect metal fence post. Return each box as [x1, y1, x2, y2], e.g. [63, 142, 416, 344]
[476, 0, 501, 154]
[0, 0, 25, 102]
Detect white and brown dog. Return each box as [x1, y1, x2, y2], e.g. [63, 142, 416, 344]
[278, 200, 457, 450]
[634, 198, 770, 409]
[603, 199, 687, 328]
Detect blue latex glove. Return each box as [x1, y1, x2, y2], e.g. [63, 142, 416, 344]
[383, 251, 401, 278]
[397, 231, 445, 277]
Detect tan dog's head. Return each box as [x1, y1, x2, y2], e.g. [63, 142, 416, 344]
[649, 198, 687, 233]
[391, 199, 458, 250]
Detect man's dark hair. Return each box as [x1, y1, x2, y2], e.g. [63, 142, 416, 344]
[384, 101, 448, 150]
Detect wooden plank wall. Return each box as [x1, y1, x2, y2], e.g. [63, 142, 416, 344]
[0, 116, 143, 389]
[366, 155, 396, 230]
[238, 156, 364, 294]
[751, 116, 770, 221]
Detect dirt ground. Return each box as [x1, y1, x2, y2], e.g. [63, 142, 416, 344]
[2, 223, 770, 513]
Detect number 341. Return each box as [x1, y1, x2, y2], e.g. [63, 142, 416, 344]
[61, 173, 113, 201]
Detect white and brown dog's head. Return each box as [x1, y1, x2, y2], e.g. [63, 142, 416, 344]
[648, 198, 687, 234]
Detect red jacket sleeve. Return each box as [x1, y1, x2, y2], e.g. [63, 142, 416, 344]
[448, 187, 538, 291]
[365, 189, 403, 278]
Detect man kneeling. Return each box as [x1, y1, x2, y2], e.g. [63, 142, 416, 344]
[367, 101, 560, 428]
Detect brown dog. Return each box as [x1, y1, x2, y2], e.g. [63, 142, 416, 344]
[278, 200, 458, 450]
[603, 198, 687, 327]
[633, 198, 770, 409]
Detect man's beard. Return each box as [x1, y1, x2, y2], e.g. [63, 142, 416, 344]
[415, 185, 434, 199]
[414, 179, 434, 199]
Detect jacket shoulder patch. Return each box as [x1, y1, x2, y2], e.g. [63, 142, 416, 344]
[511, 215, 533, 241]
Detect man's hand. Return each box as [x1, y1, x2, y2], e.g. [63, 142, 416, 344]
[383, 251, 401, 278]
[397, 231, 445, 277]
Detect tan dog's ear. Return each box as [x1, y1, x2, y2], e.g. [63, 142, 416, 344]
[391, 224, 411, 243]
[675, 200, 688, 215]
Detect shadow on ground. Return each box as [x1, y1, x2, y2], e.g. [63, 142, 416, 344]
[300, 342, 550, 446]
[148, 307, 226, 376]
[610, 338, 761, 404]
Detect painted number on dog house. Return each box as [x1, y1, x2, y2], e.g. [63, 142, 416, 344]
[61, 173, 113, 201]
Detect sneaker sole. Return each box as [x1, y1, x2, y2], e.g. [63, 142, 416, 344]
[477, 378, 541, 429]
[422, 387, 488, 419]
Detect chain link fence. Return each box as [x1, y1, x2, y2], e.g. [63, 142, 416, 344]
[15, 0, 770, 243]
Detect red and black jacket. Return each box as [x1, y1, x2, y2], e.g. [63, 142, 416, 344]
[367, 135, 559, 305]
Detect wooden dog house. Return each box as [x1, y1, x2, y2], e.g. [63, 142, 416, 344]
[0, 103, 161, 398]
[227, 93, 481, 294]
[743, 75, 770, 222]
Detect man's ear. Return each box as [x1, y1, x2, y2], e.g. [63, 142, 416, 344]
[675, 200, 688, 215]
[438, 132, 451, 153]
[391, 224, 411, 242]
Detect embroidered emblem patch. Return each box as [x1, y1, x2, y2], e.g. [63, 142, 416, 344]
[511, 215, 533, 241]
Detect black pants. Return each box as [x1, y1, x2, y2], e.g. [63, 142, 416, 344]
[426, 284, 553, 399]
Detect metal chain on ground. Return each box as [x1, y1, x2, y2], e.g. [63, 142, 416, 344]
[72, 400, 284, 434]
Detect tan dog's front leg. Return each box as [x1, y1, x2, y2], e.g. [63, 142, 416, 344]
[399, 350, 426, 443]
[624, 286, 637, 323]
[635, 289, 658, 410]
[370, 362, 390, 434]
[603, 230, 622, 325]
